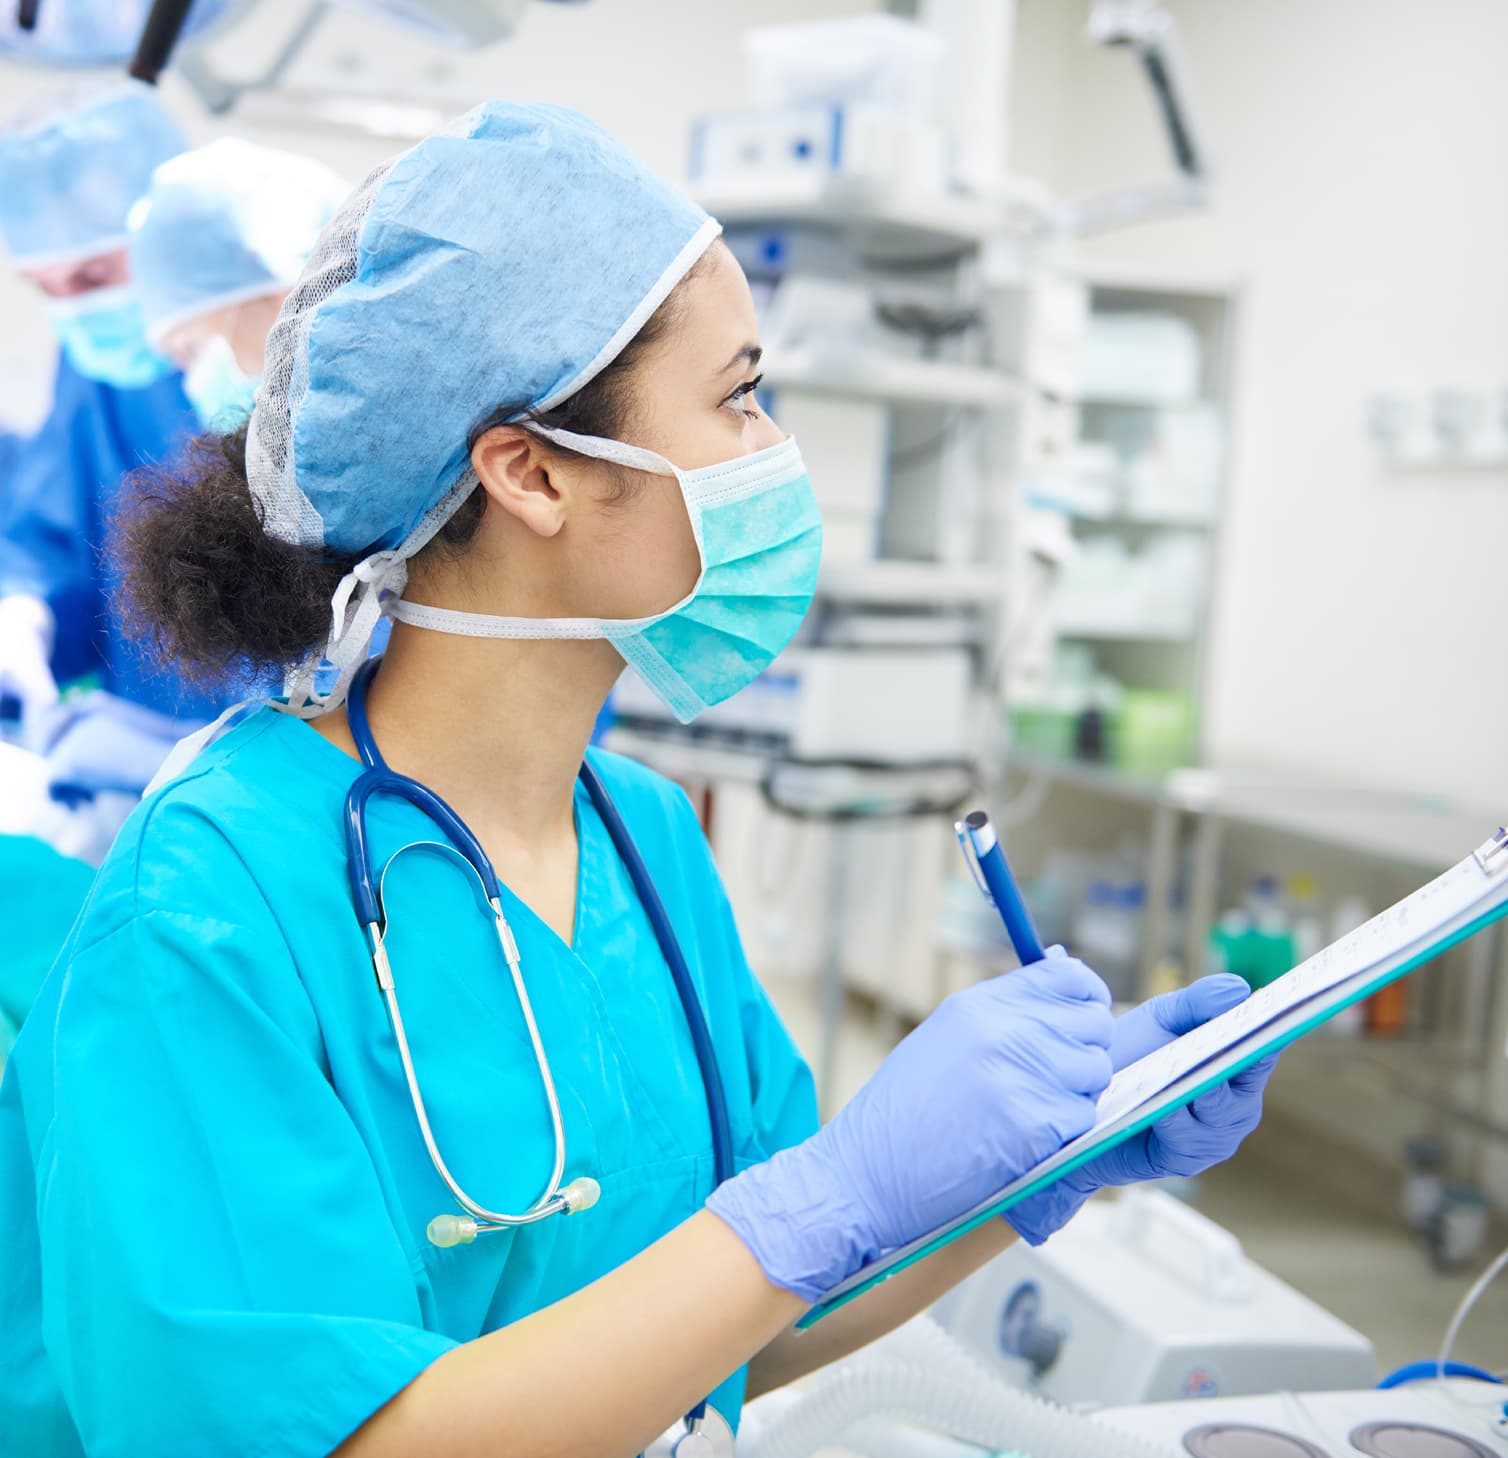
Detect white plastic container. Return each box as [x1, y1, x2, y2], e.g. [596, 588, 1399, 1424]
[742, 15, 945, 118]
[1081, 312, 1203, 404]
[691, 102, 949, 194]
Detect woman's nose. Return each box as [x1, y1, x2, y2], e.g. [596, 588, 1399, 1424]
[749, 411, 785, 453]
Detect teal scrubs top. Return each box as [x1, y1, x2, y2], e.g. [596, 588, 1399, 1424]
[0, 709, 818, 1457]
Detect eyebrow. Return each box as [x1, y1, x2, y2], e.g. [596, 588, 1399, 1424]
[715, 344, 763, 378]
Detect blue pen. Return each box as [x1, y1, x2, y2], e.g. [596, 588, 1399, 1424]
[956, 809, 1046, 967]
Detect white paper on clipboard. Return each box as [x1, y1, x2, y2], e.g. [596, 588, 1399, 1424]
[806, 827, 1508, 1320]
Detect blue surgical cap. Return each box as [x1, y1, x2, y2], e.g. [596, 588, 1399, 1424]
[0, 82, 186, 267]
[247, 100, 721, 562]
[130, 139, 350, 343]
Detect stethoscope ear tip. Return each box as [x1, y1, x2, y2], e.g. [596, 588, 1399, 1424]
[427, 1213, 480, 1247]
[426, 1178, 600, 1246]
[560, 1176, 601, 1214]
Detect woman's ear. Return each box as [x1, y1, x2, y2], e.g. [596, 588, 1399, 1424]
[471, 425, 567, 538]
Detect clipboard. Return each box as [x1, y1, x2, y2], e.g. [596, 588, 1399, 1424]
[797, 826, 1508, 1330]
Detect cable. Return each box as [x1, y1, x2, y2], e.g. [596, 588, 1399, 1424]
[1378, 1360, 1500, 1389]
[583, 758, 734, 1189]
[1141, 49, 1198, 175]
[874, 300, 982, 344]
[128, 0, 196, 82]
[1437, 1242, 1508, 1382]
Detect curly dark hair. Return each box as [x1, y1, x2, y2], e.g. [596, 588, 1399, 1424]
[115, 254, 707, 687]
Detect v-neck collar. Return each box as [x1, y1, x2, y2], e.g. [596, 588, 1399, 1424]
[487, 778, 594, 959]
[270, 708, 596, 958]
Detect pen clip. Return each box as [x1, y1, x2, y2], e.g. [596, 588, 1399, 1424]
[1474, 827, 1508, 874]
[954, 820, 994, 905]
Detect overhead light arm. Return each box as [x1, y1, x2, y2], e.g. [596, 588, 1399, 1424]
[1056, 0, 1214, 237]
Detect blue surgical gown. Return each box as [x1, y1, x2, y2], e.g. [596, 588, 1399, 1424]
[0, 351, 226, 720]
[0, 709, 818, 1457]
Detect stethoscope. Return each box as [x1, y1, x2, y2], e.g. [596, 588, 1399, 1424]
[342, 655, 735, 1251]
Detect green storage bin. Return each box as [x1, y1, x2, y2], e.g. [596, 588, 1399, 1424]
[1114, 689, 1195, 773]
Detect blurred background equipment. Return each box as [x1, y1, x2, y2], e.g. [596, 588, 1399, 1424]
[932, 1188, 1376, 1407]
[1, 0, 577, 113]
[1094, 1381, 1508, 1458]
[0, 0, 236, 68]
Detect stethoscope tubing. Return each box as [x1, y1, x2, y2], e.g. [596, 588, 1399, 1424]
[581, 757, 733, 1188]
[341, 656, 734, 1238]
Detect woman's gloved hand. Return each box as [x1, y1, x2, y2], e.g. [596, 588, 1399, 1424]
[1005, 973, 1275, 1245]
[707, 948, 1115, 1302]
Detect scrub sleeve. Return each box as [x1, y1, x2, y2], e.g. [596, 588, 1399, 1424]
[30, 801, 455, 1458]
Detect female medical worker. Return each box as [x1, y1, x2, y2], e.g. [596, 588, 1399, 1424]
[26, 140, 342, 802]
[0, 102, 1273, 1458]
[0, 83, 216, 735]
[127, 137, 349, 432]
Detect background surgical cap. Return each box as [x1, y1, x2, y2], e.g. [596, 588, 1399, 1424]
[0, 82, 185, 267]
[130, 139, 350, 343]
[247, 100, 721, 563]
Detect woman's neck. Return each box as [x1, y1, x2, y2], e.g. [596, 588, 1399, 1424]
[314, 621, 624, 848]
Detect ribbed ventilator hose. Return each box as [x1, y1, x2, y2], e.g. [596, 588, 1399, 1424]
[844, 1416, 1018, 1458]
[739, 1316, 1166, 1458]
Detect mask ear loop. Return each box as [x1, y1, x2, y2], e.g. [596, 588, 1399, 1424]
[468, 404, 676, 477]
[521, 422, 677, 478]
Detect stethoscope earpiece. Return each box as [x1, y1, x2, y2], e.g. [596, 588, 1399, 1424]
[427, 1214, 479, 1248]
[427, 1176, 602, 1247]
[559, 1175, 601, 1214]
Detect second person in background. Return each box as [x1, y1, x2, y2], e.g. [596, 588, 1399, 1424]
[128, 136, 349, 432]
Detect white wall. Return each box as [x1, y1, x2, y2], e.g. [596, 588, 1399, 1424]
[0, 0, 876, 428]
[1008, 0, 1508, 813]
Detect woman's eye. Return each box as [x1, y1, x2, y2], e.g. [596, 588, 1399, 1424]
[723, 373, 764, 417]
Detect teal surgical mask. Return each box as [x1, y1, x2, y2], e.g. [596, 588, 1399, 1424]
[44, 285, 171, 389]
[183, 334, 259, 430]
[391, 430, 823, 722]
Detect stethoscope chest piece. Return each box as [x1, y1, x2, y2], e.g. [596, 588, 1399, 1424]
[651, 1406, 735, 1458]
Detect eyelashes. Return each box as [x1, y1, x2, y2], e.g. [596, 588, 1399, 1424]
[723, 372, 764, 417]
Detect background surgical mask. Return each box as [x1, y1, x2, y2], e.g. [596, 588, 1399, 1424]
[182, 334, 259, 430]
[44, 285, 170, 389]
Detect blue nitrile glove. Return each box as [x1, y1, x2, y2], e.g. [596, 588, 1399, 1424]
[1006, 973, 1275, 1245]
[706, 948, 1115, 1303]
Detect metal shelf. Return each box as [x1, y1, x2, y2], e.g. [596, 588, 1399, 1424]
[1008, 750, 1168, 806]
[1068, 256, 1240, 299]
[817, 559, 1006, 606]
[1064, 507, 1218, 532]
[1055, 620, 1196, 643]
[1008, 750, 1494, 873]
[765, 351, 1021, 408]
[1274, 1036, 1508, 1148]
[693, 175, 1026, 256]
[601, 728, 769, 786]
[1076, 393, 1216, 410]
